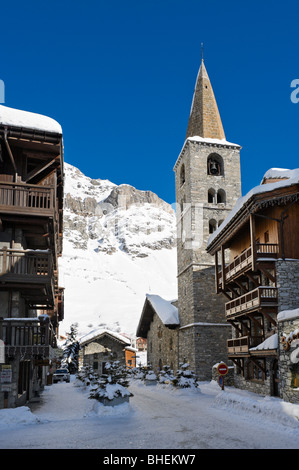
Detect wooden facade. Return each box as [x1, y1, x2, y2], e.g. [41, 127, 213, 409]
[207, 177, 299, 396]
[0, 107, 64, 408]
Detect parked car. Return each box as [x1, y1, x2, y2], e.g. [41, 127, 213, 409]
[53, 368, 70, 383]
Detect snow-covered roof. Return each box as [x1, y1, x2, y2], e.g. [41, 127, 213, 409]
[250, 333, 278, 352]
[207, 167, 299, 249]
[277, 308, 299, 322]
[79, 328, 131, 346]
[136, 294, 179, 338]
[174, 135, 241, 170]
[187, 135, 240, 147]
[146, 294, 179, 326]
[261, 168, 299, 182]
[0, 104, 62, 135]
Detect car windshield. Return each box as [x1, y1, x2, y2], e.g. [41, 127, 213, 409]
[56, 369, 68, 373]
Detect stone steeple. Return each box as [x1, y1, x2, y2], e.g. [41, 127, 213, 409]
[185, 59, 226, 140]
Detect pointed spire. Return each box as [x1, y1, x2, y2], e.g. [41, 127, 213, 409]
[185, 56, 226, 140]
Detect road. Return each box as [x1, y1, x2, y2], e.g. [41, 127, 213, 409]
[0, 377, 299, 449]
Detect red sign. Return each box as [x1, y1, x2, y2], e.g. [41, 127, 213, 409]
[217, 363, 228, 376]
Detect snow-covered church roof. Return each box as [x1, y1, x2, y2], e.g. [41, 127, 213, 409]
[0, 104, 62, 135]
[136, 294, 179, 338]
[146, 294, 179, 326]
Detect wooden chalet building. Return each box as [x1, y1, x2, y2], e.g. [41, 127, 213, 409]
[0, 104, 64, 408]
[207, 168, 299, 400]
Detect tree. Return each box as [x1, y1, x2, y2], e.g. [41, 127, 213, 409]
[159, 365, 175, 384]
[63, 323, 80, 373]
[172, 363, 198, 388]
[89, 361, 133, 403]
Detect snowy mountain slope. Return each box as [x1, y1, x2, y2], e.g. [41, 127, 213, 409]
[59, 163, 178, 338]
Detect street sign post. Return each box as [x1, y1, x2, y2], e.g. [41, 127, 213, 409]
[217, 362, 228, 390]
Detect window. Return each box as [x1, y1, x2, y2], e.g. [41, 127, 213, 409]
[217, 189, 226, 204]
[209, 219, 217, 234]
[247, 359, 265, 382]
[264, 231, 269, 243]
[180, 164, 185, 186]
[207, 153, 223, 176]
[208, 188, 215, 203]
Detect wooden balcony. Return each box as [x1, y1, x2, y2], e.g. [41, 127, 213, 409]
[217, 243, 279, 288]
[0, 248, 53, 282]
[227, 335, 264, 356]
[0, 317, 56, 359]
[225, 286, 278, 318]
[0, 182, 55, 217]
[0, 248, 55, 306]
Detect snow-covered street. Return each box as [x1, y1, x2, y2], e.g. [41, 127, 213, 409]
[1, 376, 299, 449]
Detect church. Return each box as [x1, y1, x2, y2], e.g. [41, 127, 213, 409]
[137, 56, 242, 380]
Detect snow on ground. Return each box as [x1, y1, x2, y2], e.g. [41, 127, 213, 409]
[0, 375, 299, 449]
[59, 241, 177, 337]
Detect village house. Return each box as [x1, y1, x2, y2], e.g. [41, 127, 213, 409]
[206, 167, 299, 402]
[0, 104, 64, 408]
[136, 294, 179, 372]
[79, 329, 137, 374]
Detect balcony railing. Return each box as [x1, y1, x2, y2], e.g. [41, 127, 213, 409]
[225, 286, 278, 317]
[0, 317, 56, 358]
[0, 248, 53, 281]
[0, 182, 55, 216]
[227, 335, 264, 355]
[218, 243, 279, 287]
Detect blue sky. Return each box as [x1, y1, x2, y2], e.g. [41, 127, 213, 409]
[0, 0, 298, 204]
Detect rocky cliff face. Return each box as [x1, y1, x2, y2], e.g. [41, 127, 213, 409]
[63, 163, 176, 257]
[59, 163, 178, 337]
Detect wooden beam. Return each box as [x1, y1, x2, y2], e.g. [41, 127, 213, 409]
[25, 157, 58, 183]
[221, 245, 225, 291]
[234, 280, 249, 294]
[228, 320, 243, 335]
[259, 266, 276, 284]
[249, 357, 266, 374]
[262, 310, 277, 327]
[215, 251, 219, 294]
[244, 271, 260, 287]
[249, 213, 257, 271]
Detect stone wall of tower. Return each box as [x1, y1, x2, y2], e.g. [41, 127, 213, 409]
[174, 138, 241, 380]
[175, 139, 241, 272]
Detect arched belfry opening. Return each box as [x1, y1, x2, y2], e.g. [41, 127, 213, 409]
[207, 153, 223, 176]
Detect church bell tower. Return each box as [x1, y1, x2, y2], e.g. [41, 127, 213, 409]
[174, 56, 242, 379]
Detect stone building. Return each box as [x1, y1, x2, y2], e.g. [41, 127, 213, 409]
[137, 57, 242, 379]
[173, 58, 241, 379]
[206, 167, 299, 402]
[278, 307, 299, 403]
[79, 329, 136, 374]
[136, 294, 179, 372]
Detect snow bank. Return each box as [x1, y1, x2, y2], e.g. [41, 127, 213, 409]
[0, 406, 40, 426]
[213, 387, 299, 429]
[92, 400, 132, 417]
